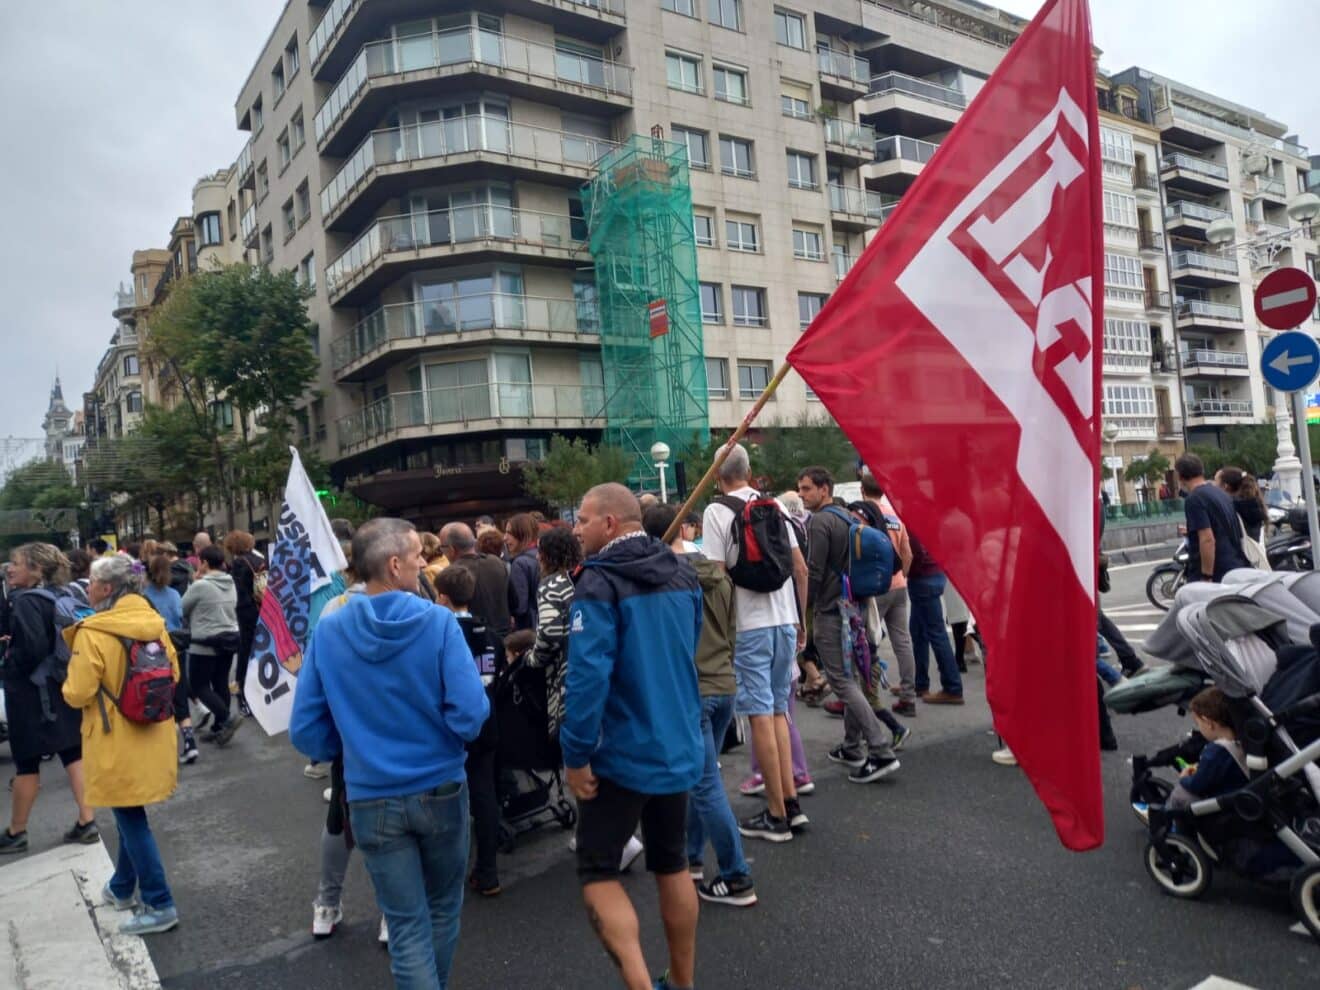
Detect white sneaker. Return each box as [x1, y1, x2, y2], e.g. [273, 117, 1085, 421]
[304, 762, 331, 780]
[619, 835, 645, 872]
[322, 787, 332, 803]
[378, 916, 389, 946]
[991, 747, 1018, 767]
[311, 902, 342, 939]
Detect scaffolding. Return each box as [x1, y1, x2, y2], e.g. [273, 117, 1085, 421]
[584, 132, 709, 487]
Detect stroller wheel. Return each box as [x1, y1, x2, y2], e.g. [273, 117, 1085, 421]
[1145, 834, 1211, 899]
[556, 802, 578, 830]
[1291, 863, 1320, 940]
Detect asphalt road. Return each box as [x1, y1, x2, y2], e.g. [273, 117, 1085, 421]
[4, 554, 1317, 989]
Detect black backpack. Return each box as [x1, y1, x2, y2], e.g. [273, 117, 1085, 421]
[715, 493, 795, 593]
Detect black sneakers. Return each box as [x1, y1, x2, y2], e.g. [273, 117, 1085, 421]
[848, 756, 901, 784]
[784, 798, 809, 831]
[0, 829, 28, 855]
[697, 875, 758, 907]
[827, 744, 866, 768]
[63, 819, 100, 845]
[738, 810, 792, 843]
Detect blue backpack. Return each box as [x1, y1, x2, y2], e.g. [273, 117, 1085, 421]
[824, 506, 896, 600]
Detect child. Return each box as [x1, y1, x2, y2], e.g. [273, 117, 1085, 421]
[1169, 687, 1247, 809]
[435, 566, 503, 896]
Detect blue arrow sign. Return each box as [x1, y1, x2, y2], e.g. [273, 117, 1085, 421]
[1261, 331, 1320, 393]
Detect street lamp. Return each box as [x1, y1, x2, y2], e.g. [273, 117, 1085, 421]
[650, 441, 671, 503]
[1102, 421, 1121, 506]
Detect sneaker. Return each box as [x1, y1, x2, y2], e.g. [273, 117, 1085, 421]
[0, 829, 27, 855]
[738, 810, 792, 843]
[891, 726, 913, 752]
[738, 774, 765, 796]
[784, 798, 809, 831]
[991, 747, 1018, 767]
[793, 774, 815, 795]
[849, 756, 900, 784]
[238, 697, 253, 718]
[1131, 801, 1150, 826]
[468, 874, 502, 897]
[923, 691, 964, 706]
[697, 875, 758, 908]
[212, 717, 241, 747]
[823, 699, 845, 718]
[63, 819, 100, 845]
[620, 834, 645, 872]
[323, 787, 333, 803]
[312, 902, 343, 939]
[688, 862, 704, 881]
[303, 762, 331, 780]
[180, 740, 199, 765]
[102, 883, 137, 911]
[826, 744, 866, 768]
[120, 905, 179, 936]
[893, 701, 917, 717]
[378, 916, 389, 947]
[194, 711, 212, 733]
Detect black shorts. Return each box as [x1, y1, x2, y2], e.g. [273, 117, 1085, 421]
[575, 776, 688, 885]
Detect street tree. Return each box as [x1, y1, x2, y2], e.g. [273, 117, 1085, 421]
[1124, 449, 1171, 500]
[521, 435, 633, 513]
[0, 459, 87, 547]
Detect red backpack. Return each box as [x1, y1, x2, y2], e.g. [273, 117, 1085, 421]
[97, 638, 175, 731]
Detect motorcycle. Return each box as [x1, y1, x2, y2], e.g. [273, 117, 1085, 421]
[1146, 538, 1190, 611]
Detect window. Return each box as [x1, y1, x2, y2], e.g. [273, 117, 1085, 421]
[1100, 126, 1135, 165]
[732, 285, 767, 326]
[298, 253, 316, 290]
[256, 161, 269, 200]
[285, 35, 300, 77]
[277, 128, 292, 169]
[774, 9, 807, 49]
[211, 400, 234, 430]
[272, 61, 285, 100]
[781, 92, 811, 118]
[700, 282, 723, 323]
[726, 218, 759, 252]
[196, 212, 222, 247]
[708, 0, 741, 30]
[792, 227, 823, 261]
[798, 292, 826, 329]
[786, 150, 817, 188]
[1103, 318, 1152, 358]
[738, 361, 771, 398]
[312, 397, 326, 443]
[126, 391, 143, 414]
[123, 354, 140, 376]
[693, 212, 715, 247]
[308, 324, 320, 357]
[290, 108, 305, 152]
[666, 52, 702, 94]
[1104, 252, 1143, 288]
[719, 135, 754, 177]
[296, 181, 311, 224]
[282, 197, 296, 240]
[673, 126, 709, 169]
[706, 357, 730, 399]
[569, 195, 588, 241]
[713, 65, 749, 105]
[1103, 190, 1137, 228]
[1102, 384, 1156, 418]
[251, 97, 264, 133]
[261, 225, 274, 264]
[662, 0, 696, 14]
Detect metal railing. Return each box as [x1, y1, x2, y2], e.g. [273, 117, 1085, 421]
[1144, 289, 1171, 309]
[1187, 398, 1253, 416]
[875, 135, 941, 164]
[1257, 176, 1287, 198]
[236, 139, 253, 182]
[1160, 416, 1184, 437]
[321, 116, 616, 220]
[1165, 200, 1231, 224]
[823, 117, 877, 153]
[1133, 171, 1158, 192]
[1251, 219, 1289, 238]
[240, 204, 257, 245]
[1182, 349, 1248, 369]
[866, 71, 966, 110]
[337, 384, 606, 449]
[309, 0, 357, 67]
[1171, 250, 1238, 275]
[330, 293, 599, 371]
[1162, 152, 1229, 182]
[827, 183, 886, 219]
[326, 205, 584, 294]
[315, 27, 633, 145]
[1102, 351, 1152, 372]
[1163, 104, 1308, 158]
[861, 0, 1017, 49]
[817, 49, 869, 85]
[1176, 299, 1244, 321]
[1138, 230, 1165, 251]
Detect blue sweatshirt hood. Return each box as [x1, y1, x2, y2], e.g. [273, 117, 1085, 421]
[336, 590, 436, 661]
[581, 533, 681, 586]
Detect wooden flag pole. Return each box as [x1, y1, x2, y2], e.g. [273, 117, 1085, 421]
[660, 360, 794, 544]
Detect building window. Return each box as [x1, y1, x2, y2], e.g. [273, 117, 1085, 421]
[726, 218, 759, 252]
[1103, 317, 1153, 358]
[272, 61, 285, 100]
[666, 52, 703, 94]
[781, 92, 811, 119]
[1103, 190, 1137, 228]
[673, 126, 709, 169]
[211, 400, 234, 430]
[713, 65, 749, 105]
[719, 135, 754, 177]
[282, 198, 296, 240]
[798, 292, 826, 329]
[786, 150, 817, 189]
[732, 285, 767, 326]
[296, 181, 311, 224]
[693, 212, 715, 247]
[123, 354, 140, 376]
[196, 212, 222, 247]
[774, 8, 807, 49]
[308, 324, 320, 357]
[256, 161, 269, 200]
[708, 0, 741, 31]
[792, 227, 823, 261]
[126, 391, 143, 414]
[706, 357, 730, 399]
[290, 108, 305, 152]
[299, 253, 316, 290]
[1100, 126, 1135, 165]
[569, 194, 588, 241]
[261, 225, 274, 264]
[738, 360, 771, 398]
[700, 282, 723, 323]
[285, 35, 300, 77]
[662, 0, 696, 15]
[1102, 383, 1156, 418]
[252, 97, 264, 133]
[1104, 252, 1143, 289]
[312, 398, 326, 443]
[277, 129, 292, 169]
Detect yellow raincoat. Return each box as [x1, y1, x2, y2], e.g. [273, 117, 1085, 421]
[61, 594, 181, 808]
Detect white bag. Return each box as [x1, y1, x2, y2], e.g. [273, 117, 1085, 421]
[1239, 514, 1271, 571]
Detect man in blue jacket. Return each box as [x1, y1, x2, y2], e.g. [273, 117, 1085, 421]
[563, 483, 704, 990]
[291, 517, 488, 990]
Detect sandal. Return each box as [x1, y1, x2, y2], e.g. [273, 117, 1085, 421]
[799, 679, 830, 706]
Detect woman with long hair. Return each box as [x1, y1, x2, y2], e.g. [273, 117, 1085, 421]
[504, 513, 541, 631]
[223, 530, 264, 717]
[1217, 465, 1267, 542]
[528, 525, 582, 742]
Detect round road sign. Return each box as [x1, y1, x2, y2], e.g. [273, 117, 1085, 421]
[1254, 267, 1317, 330]
[1261, 331, 1320, 393]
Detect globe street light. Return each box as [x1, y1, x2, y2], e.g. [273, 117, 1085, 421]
[650, 441, 671, 504]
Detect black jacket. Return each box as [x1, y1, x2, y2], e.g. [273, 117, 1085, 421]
[451, 553, 512, 640]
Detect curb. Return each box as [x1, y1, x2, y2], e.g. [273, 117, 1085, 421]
[1106, 541, 1178, 567]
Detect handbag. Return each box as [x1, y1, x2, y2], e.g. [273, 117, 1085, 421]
[1237, 513, 1271, 572]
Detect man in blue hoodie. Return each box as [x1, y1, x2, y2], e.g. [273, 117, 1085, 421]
[563, 483, 704, 990]
[290, 517, 489, 990]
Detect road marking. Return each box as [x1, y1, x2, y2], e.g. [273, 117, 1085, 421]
[1189, 978, 1260, 990]
[1109, 559, 1174, 572]
[1114, 623, 1159, 632]
[1105, 605, 1165, 615]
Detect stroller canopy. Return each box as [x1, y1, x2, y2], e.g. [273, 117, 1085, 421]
[1174, 598, 1286, 698]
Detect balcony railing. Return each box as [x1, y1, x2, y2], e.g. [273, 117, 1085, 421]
[1101, 351, 1152, 372]
[875, 135, 941, 164]
[1165, 201, 1231, 224]
[330, 293, 599, 371]
[240, 204, 257, 245]
[1187, 398, 1253, 417]
[1161, 152, 1229, 182]
[314, 27, 633, 145]
[1182, 349, 1248, 369]
[1138, 230, 1165, 251]
[1176, 299, 1244, 321]
[321, 116, 616, 221]
[326, 205, 584, 293]
[817, 49, 869, 86]
[1133, 171, 1159, 192]
[1171, 250, 1238, 275]
[866, 71, 966, 110]
[1251, 219, 1290, 238]
[833, 252, 856, 281]
[1257, 176, 1287, 198]
[823, 117, 877, 153]
[827, 183, 886, 219]
[309, 0, 357, 67]
[1144, 289, 1171, 309]
[236, 139, 253, 183]
[337, 384, 606, 449]
[1163, 104, 1309, 158]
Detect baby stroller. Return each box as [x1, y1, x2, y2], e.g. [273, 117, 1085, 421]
[493, 652, 576, 852]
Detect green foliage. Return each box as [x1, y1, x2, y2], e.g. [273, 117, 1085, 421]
[748, 414, 859, 494]
[0, 459, 87, 545]
[1189, 425, 1278, 478]
[1124, 449, 1171, 489]
[316, 487, 379, 529]
[521, 435, 634, 512]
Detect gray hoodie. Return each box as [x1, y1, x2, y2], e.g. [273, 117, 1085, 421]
[181, 571, 239, 656]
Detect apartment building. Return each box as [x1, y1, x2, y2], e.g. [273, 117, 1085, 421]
[86, 287, 146, 446]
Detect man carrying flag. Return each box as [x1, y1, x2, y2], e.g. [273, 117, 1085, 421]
[788, 0, 1104, 849]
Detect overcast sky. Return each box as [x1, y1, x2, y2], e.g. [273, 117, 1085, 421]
[1, 0, 1316, 440]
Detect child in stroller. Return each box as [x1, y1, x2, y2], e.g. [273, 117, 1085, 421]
[1167, 688, 1247, 809]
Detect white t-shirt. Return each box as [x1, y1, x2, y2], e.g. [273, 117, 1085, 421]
[702, 487, 800, 631]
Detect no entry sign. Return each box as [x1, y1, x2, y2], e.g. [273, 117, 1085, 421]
[1254, 267, 1317, 330]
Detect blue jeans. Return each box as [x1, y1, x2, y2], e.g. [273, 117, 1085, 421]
[349, 781, 470, 990]
[909, 574, 962, 696]
[109, 806, 173, 911]
[686, 694, 750, 881]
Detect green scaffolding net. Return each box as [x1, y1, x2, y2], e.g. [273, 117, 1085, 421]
[584, 132, 709, 489]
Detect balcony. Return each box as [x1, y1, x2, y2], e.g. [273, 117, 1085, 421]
[1161, 152, 1230, 194]
[1133, 171, 1159, 194]
[336, 383, 606, 455]
[1174, 298, 1245, 330]
[1159, 416, 1185, 439]
[823, 117, 877, 164]
[1144, 289, 1171, 311]
[240, 204, 258, 247]
[331, 293, 600, 381]
[326, 205, 585, 306]
[1170, 250, 1239, 286]
[1180, 349, 1250, 376]
[1254, 174, 1287, 204]
[828, 183, 886, 230]
[1164, 200, 1231, 237]
[236, 139, 254, 189]
[1156, 104, 1308, 160]
[1185, 398, 1254, 424]
[862, 71, 965, 128]
[314, 26, 633, 156]
[870, 134, 940, 191]
[1138, 229, 1165, 253]
[321, 116, 616, 231]
[817, 49, 870, 101]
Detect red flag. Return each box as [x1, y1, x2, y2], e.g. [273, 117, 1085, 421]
[788, 0, 1103, 849]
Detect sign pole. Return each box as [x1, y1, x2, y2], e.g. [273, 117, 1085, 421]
[1292, 389, 1320, 570]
